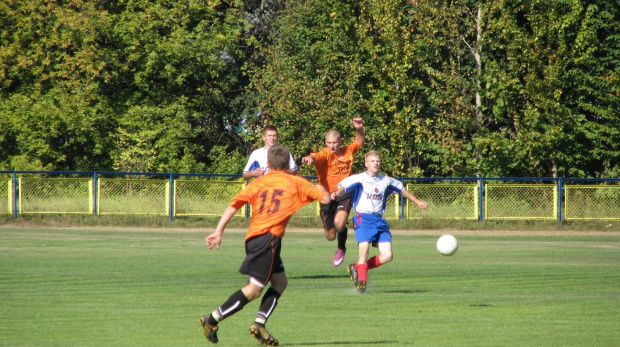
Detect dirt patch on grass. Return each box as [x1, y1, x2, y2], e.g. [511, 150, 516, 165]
[2, 225, 619, 237]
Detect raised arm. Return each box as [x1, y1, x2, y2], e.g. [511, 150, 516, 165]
[352, 117, 365, 147]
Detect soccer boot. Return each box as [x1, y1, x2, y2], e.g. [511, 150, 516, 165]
[199, 315, 219, 344]
[332, 248, 346, 267]
[346, 263, 359, 286]
[357, 281, 367, 294]
[249, 322, 279, 346]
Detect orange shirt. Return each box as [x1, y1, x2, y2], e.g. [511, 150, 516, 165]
[229, 170, 327, 239]
[311, 140, 361, 193]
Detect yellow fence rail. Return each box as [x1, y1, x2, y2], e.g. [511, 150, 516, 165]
[98, 178, 169, 215]
[407, 184, 478, 220]
[485, 184, 557, 220]
[564, 185, 620, 220]
[18, 178, 93, 214]
[174, 180, 246, 217]
[1, 179, 11, 214]
[1, 173, 619, 222]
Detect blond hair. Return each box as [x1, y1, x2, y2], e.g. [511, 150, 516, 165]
[365, 150, 381, 160]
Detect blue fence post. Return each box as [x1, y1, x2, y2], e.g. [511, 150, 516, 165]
[12, 171, 18, 220]
[399, 178, 405, 219]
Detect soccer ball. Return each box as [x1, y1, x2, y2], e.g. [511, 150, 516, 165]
[436, 234, 458, 256]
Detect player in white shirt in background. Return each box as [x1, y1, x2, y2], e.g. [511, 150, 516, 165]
[331, 150, 429, 293]
[243, 125, 298, 180]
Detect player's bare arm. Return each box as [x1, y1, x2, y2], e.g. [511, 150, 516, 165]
[301, 154, 316, 165]
[401, 189, 429, 210]
[331, 186, 345, 200]
[206, 205, 239, 250]
[352, 117, 365, 147]
[243, 168, 265, 180]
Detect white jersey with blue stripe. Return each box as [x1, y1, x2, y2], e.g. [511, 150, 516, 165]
[338, 171, 403, 215]
[243, 147, 298, 174]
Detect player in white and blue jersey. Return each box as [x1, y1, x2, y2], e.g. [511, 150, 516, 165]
[243, 125, 298, 180]
[332, 150, 428, 293]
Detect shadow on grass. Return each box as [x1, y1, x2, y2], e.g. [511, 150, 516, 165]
[375, 289, 428, 294]
[284, 341, 401, 346]
[289, 273, 348, 280]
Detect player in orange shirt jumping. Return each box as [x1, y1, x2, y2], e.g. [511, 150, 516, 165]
[200, 144, 331, 346]
[301, 117, 365, 267]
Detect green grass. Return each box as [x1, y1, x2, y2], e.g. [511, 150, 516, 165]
[0, 227, 618, 346]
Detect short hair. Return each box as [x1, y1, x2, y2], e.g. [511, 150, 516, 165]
[365, 150, 381, 160]
[268, 144, 290, 170]
[325, 129, 341, 140]
[263, 125, 278, 135]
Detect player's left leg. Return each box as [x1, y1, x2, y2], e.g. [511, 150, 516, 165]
[250, 273, 285, 346]
[319, 202, 337, 241]
[201, 281, 262, 344]
[332, 196, 352, 266]
[375, 241, 393, 265]
[354, 241, 370, 293]
[249, 246, 286, 346]
[332, 209, 349, 266]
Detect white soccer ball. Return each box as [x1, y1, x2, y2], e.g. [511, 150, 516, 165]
[436, 234, 458, 256]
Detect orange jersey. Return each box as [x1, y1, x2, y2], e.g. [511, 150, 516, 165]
[311, 140, 361, 193]
[229, 170, 327, 239]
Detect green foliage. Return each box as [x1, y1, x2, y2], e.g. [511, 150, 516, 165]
[0, 0, 618, 178]
[0, 0, 115, 171]
[250, 0, 371, 170]
[111, 103, 206, 173]
[206, 145, 246, 175]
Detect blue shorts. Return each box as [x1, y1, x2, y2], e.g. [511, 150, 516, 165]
[352, 213, 392, 244]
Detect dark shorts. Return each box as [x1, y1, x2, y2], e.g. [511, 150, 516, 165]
[319, 192, 352, 230]
[239, 232, 284, 287]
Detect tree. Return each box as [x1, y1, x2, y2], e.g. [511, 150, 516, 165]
[0, 0, 115, 170]
[477, 0, 620, 177]
[101, 0, 251, 172]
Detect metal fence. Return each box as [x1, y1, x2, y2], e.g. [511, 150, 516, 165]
[1, 171, 619, 222]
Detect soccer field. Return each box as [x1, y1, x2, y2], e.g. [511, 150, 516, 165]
[0, 227, 618, 346]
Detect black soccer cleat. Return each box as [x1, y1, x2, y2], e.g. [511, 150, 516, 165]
[249, 322, 279, 346]
[199, 315, 219, 344]
[357, 281, 367, 294]
[347, 263, 359, 287]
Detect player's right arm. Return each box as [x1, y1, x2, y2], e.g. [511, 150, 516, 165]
[352, 117, 365, 147]
[331, 186, 345, 200]
[401, 189, 429, 210]
[243, 168, 265, 180]
[301, 154, 316, 165]
[243, 151, 266, 179]
[206, 205, 240, 250]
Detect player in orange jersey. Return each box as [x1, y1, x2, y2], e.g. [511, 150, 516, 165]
[200, 144, 331, 346]
[301, 117, 365, 267]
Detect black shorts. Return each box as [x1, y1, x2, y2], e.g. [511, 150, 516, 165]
[238, 232, 284, 287]
[319, 192, 352, 230]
